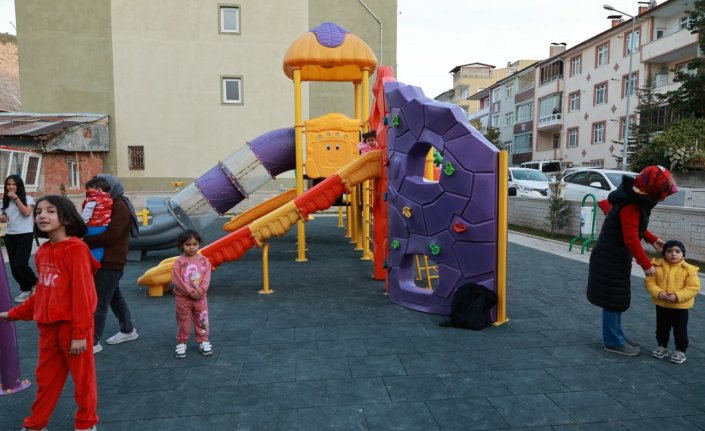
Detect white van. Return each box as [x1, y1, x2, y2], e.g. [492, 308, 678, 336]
[520, 160, 563, 179]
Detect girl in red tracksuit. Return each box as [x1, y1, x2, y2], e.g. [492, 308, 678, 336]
[0, 195, 100, 431]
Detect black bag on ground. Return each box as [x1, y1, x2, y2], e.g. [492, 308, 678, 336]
[440, 283, 498, 330]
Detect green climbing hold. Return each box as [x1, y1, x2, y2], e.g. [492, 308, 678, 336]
[433, 149, 443, 166]
[429, 243, 441, 255]
[443, 162, 456, 176]
[391, 239, 400, 250]
[392, 116, 400, 127]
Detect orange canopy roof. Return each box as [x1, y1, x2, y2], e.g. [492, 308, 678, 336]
[283, 22, 377, 82]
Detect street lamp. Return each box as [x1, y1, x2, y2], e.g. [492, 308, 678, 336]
[604, 4, 637, 170]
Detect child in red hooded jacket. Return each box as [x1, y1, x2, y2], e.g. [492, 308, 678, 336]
[1, 195, 100, 431]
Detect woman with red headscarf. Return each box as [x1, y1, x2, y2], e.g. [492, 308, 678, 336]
[587, 165, 678, 356]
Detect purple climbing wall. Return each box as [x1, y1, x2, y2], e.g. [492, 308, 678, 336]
[384, 82, 499, 316]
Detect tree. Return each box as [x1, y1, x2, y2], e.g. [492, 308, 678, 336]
[625, 77, 668, 171]
[469, 119, 502, 149]
[654, 118, 705, 171]
[664, 0, 705, 119]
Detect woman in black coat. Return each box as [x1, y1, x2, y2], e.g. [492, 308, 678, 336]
[587, 165, 678, 356]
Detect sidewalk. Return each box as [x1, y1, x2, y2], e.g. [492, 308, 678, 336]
[2, 217, 704, 430]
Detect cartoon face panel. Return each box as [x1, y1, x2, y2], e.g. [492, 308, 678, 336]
[304, 113, 361, 179]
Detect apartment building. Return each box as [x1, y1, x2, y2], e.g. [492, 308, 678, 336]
[533, 0, 697, 169]
[15, 0, 397, 191]
[448, 60, 535, 118]
[485, 63, 538, 166]
[467, 88, 490, 129]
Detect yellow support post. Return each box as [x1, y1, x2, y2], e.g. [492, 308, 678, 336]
[345, 194, 352, 238]
[259, 242, 273, 294]
[354, 186, 363, 251]
[424, 149, 435, 180]
[293, 69, 307, 262]
[494, 150, 509, 326]
[361, 179, 372, 260]
[338, 205, 344, 228]
[137, 208, 150, 226]
[350, 187, 359, 245]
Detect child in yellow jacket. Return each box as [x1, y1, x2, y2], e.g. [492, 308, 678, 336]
[644, 240, 700, 364]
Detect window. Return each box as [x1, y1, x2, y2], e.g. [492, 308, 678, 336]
[492, 114, 500, 128]
[654, 68, 669, 87]
[538, 94, 562, 123]
[594, 82, 607, 105]
[570, 55, 582, 76]
[569, 91, 580, 112]
[539, 60, 563, 85]
[513, 134, 532, 154]
[25, 156, 40, 187]
[9, 152, 25, 177]
[656, 28, 666, 39]
[505, 112, 514, 126]
[128, 146, 145, 170]
[68, 160, 80, 189]
[596, 43, 609, 67]
[619, 115, 636, 141]
[0, 150, 42, 192]
[492, 88, 502, 102]
[220, 6, 240, 33]
[502, 141, 513, 153]
[680, 15, 690, 30]
[516, 103, 532, 123]
[222, 77, 243, 104]
[625, 28, 640, 55]
[592, 122, 606, 144]
[504, 83, 515, 99]
[553, 134, 561, 149]
[567, 127, 579, 148]
[622, 72, 638, 98]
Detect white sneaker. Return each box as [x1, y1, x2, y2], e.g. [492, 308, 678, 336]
[175, 343, 187, 358]
[93, 342, 103, 354]
[105, 329, 139, 345]
[199, 341, 213, 356]
[13, 291, 32, 303]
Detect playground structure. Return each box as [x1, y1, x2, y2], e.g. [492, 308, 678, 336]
[135, 22, 508, 319]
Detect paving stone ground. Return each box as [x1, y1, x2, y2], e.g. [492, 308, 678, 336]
[1, 215, 704, 430]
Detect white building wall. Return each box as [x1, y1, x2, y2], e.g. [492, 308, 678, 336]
[110, 0, 308, 180]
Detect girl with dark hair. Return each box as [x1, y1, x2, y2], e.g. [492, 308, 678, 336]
[0, 174, 38, 303]
[172, 229, 213, 358]
[0, 195, 100, 431]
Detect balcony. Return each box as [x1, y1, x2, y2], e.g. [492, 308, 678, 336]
[642, 28, 698, 64]
[537, 113, 562, 132]
[468, 106, 489, 121]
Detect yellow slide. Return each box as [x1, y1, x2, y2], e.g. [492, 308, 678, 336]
[137, 151, 381, 295]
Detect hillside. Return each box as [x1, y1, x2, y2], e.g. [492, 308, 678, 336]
[0, 33, 20, 112]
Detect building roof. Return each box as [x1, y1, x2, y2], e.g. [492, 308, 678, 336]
[538, 0, 678, 66]
[468, 87, 490, 101]
[448, 63, 495, 74]
[0, 113, 107, 137]
[0, 112, 109, 152]
[282, 22, 377, 82]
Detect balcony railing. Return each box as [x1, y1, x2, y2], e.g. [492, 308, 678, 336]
[539, 74, 563, 87]
[538, 113, 562, 127]
[642, 28, 698, 64]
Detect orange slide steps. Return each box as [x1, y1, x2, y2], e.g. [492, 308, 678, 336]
[136, 151, 381, 295]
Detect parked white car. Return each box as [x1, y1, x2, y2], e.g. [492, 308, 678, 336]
[508, 167, 552, 198]
[561, 169, 637, 202]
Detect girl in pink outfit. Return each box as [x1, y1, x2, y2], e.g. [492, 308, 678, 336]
[171, 230, 212, 358]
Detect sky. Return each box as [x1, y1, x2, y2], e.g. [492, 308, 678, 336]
[396, 0, 635, 97]
[0, 0, 637, 97]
